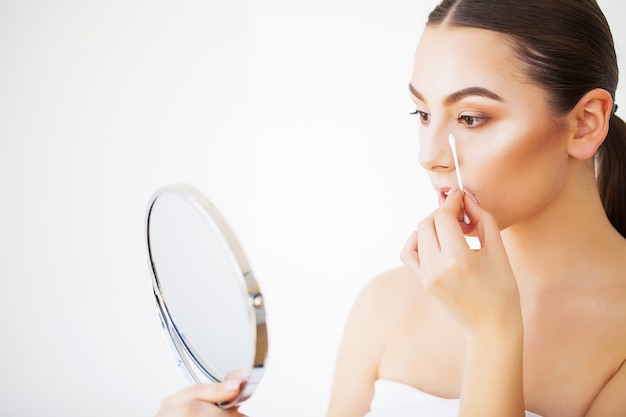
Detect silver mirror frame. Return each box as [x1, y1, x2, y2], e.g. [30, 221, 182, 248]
[145, 183, 268, 407]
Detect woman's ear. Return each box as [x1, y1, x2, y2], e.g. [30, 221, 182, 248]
[566, 88, 613, 160]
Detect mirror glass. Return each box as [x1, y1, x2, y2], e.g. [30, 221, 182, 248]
[145, 184, 267, 406]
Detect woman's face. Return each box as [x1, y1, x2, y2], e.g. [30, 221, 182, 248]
[411, 25, 572, 231]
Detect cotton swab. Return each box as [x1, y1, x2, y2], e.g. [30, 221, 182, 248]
[448, 134, 470, 224]
[448, 134, 464, 191]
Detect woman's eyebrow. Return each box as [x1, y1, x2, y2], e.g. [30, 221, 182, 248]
[408, 83, 505, 105]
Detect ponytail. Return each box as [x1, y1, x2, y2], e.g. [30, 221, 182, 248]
[597, 113, 626, 238]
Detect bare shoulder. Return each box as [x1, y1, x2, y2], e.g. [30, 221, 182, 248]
[325, 266, 424, 417]
[356, 266, 423, 310]
[578, 242, 626, 416]
[586, 357, 626, 416]
[341, 265, 425, 354]
[587, 274, 626, 415]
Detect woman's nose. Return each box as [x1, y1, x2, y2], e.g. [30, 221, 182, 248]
[418, 129, 455, 173]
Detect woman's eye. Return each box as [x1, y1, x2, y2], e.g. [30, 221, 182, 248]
[411, 110, 431, 124]
[458, 114, 487, 127]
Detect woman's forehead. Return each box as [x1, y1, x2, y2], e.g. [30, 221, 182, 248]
[411, 25, 531, 103]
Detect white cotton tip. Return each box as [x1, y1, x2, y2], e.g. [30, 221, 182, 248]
[448, 134, 464, 192]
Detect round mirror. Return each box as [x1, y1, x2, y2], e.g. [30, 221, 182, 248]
[145, 184, 268, 407]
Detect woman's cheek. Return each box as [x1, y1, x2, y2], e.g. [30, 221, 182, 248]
[463, 151, 520, 229]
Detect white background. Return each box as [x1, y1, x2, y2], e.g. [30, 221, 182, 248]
[1, 1, 624, 416]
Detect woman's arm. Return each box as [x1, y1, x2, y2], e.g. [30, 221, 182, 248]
[457, 190, 526, 417]
[401, 188, 526, 417]
[460, 322, 525, 417]
[326, 273, 396, 417]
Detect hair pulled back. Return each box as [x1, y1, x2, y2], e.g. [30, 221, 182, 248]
[428, 0, 626, 238]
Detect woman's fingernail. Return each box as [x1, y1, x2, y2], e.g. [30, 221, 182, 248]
[224, 380, 242, 392]
[466, 191, 479, 204]
[448, 186, 460, 195]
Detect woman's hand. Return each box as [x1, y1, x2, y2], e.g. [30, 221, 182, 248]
[154, 380, 247, 417]
[402, 187, 526, 415]
[400, 187, 522, 337]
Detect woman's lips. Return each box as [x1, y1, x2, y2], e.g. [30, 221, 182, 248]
[438, 190, 448, 207]
[438, 189, 454, 207]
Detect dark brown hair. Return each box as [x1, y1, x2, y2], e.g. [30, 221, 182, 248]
[428, 0, 626, 238]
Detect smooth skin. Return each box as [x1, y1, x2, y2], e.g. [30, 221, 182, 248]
[156, 380, 246, 417]
[154, 25, 626, 417]
[326, 25, 626, 417]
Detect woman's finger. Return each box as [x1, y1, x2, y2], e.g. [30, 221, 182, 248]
[417, 211, 441, 255]
[159, 381, 243, 408]
[462, 192, 502, 249]
[400, 230, 421, 272]
[434, 188, 470, 254]
[157, 398, 237, 417]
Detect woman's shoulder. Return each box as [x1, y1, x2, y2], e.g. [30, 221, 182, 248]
[355, 266, 427, 312]
[348, 266, 440, 338]
[326, 266, 430, 417]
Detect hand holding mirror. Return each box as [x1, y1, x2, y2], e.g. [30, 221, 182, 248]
[145, 184, 268, 407]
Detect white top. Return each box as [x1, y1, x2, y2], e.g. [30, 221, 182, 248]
[364, 379, 543, 417]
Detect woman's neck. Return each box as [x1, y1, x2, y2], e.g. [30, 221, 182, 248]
[500, 162, 624, 291]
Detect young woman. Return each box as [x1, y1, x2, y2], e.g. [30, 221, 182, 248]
[155, 1, 626, 416]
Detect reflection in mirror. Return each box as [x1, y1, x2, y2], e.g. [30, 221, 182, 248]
[145, 184, 267, 407]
